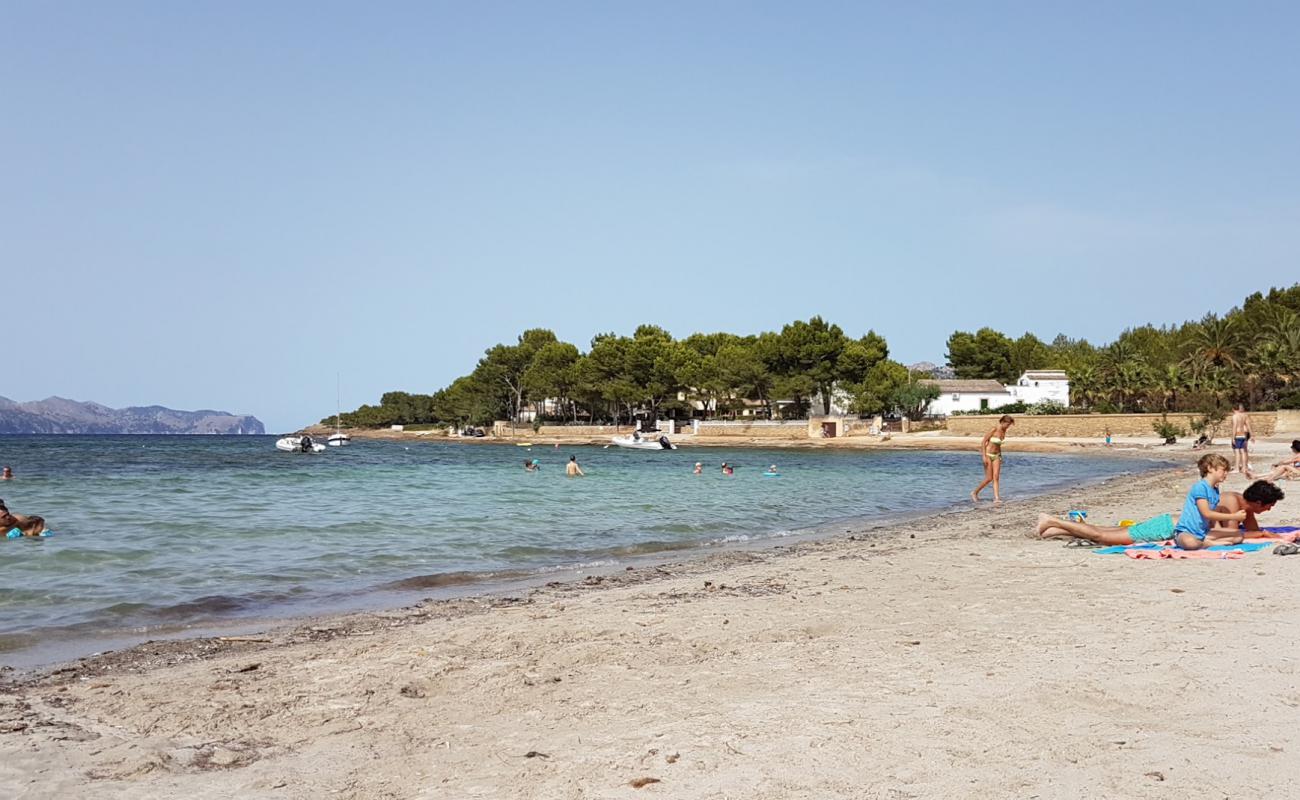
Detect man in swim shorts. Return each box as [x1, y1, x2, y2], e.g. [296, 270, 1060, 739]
[1231, 404, 1252, 475]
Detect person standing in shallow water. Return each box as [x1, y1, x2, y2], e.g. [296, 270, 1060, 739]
[565, 456, 584, 477]
[972, 415, 1014, 503]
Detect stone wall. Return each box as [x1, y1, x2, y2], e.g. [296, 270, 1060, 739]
[943, 412, 1277, 438]
[695, 421, 811, 439]
[492, 423, 631, 438]
[1276, 410, 1300, 434]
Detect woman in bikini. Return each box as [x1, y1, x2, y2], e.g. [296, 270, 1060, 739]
[972, 415, 1014, 503]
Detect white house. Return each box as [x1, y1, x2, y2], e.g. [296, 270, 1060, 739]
[1008, 370, 1070, 407]
[922, 379, 1014, 416]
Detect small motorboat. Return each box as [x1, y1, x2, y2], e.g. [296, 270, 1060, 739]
[327, 433, 351, 447]
[610, 433, 676, 450]
[276, 435, 326, 453]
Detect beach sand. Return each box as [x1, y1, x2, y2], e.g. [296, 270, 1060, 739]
[2, 455, 1298, 799]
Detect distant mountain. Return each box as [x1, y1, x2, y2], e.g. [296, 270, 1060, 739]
[0, 397, 265, 435]
[908, 361, 956, 379]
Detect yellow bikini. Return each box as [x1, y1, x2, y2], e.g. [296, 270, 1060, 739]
[987, 436, 1004, 461]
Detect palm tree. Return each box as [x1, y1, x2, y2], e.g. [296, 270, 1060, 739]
[1185, 316, 1241, 371]
[1155, 364, 1185, 412]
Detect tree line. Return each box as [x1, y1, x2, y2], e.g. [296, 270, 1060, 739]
[327, 318, 938, 428]
[328, 283, 1300, 429]
[945, 284, 1300, 414]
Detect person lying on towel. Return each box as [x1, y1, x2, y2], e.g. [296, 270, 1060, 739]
[1035, 480, 1284, 547]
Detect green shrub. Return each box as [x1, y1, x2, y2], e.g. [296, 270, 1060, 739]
[1027, 401, 1068, 415]
[1152, 416, 1186, 442]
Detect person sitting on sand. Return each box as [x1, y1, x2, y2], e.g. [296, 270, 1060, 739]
[972, 415, 1014, 503]
[1036, 479, 1285, 546]
[0, 498, 46, 538]
[565, 455, 584, 477]
[1169, 453, 1249, 549]
[1257, 440, 1300, 482]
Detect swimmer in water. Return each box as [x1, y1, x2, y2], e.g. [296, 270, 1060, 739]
[0, 466, 11, 480]
[693, 462, 703, 475]
[1, 498, 46, 538]
[524, 459, 539, 472]
[566, 455, 585, 477]
[721, 462, 734, 476]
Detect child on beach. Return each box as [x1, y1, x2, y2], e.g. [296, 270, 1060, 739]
[1036, 479, 1284, 546]
[1171, 453, 1247, 549]
[971, 415, 1014, 503]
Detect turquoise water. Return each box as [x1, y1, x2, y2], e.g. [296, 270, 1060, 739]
[0, 435, 1157, 662]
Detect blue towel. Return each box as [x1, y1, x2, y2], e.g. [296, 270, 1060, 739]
[1094, 541, 1275, 555]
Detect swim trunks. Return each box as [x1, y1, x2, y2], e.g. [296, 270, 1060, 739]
[1127, 513, 1175, 543]
[1232, 436, 1247, 449]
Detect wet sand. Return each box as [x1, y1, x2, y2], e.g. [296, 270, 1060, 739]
[2, 454, 1298, 799]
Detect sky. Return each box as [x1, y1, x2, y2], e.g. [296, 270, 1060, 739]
[4, 2, 1298, 431]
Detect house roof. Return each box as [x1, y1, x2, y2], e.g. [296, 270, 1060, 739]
[920, 379, 1010, 395]
[1021, 370, 1068, 381]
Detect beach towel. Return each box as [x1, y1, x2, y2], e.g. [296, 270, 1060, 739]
[1124, 548, 1246, 560]
[1093, 527, 1299, 559]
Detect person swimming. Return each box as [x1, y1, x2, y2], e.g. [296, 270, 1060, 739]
[693, 462, 703, 475]
[1, 498, 46, 538]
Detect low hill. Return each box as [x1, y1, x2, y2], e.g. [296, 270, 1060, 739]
[0, 396, 265, 434]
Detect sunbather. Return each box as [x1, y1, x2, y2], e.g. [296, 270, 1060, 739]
[1036, 479, 1284, 547]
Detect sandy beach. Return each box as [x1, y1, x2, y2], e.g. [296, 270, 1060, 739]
[3, 446, 1299, 799]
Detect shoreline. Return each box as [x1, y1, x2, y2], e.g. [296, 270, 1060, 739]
[3, 454, 1297, 797]
[4, 462, 1181, 685]
[0, 449, 1171, 673]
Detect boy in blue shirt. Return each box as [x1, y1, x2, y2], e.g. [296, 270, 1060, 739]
[1172, 453, 1246, 550]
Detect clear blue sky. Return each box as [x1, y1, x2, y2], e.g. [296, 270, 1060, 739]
[4, 2, 1297, 431]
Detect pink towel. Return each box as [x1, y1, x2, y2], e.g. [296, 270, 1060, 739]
[1124, 548, 1246, 560]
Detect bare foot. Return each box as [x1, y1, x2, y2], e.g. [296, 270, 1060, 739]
[1036, 513, 1058, 536]
[970, 491, 980, 503]
[1040, 526, 1071, 540]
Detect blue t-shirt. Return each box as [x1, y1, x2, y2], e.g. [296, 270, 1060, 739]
[1174, 478, 1219, 539]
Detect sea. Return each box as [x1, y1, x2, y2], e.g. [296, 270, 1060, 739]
[0, 435, 1163, 666]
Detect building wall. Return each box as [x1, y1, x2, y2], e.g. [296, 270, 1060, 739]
[944, 412, 1277, 438]
[929, 393, 1015, 417]
[1008, 380, 1070, 407]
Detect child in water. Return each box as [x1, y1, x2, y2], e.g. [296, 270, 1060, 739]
[1, 498, 46, 538]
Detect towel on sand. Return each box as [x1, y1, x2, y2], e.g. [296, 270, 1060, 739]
[1094, 527, 1298, 558]
[1124, 548, 1246, 560]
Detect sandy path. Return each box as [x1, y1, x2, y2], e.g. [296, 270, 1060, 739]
[2, 465, 1298, 799]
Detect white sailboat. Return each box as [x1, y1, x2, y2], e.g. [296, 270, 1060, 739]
[328, 374, 351, 447]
